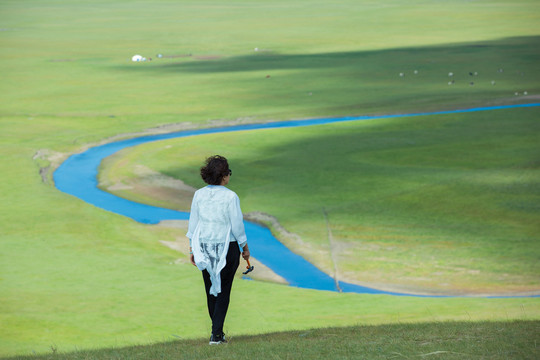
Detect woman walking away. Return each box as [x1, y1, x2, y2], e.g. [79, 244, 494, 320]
[187, 155, 250, 345]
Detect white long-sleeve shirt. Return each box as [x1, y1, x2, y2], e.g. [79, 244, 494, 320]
[186, 185, 247, 296]
[186, 185, 247, 247]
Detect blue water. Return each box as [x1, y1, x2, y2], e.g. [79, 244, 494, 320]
[54, 103, 540, 297]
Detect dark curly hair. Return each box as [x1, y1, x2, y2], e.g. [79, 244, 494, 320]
[200, 155, 230, 185]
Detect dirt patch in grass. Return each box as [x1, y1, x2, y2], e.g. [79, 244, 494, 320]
[33, 149, 70, 184]
[101, 164, 197, 211]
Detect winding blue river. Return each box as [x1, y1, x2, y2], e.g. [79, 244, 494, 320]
[54, 103, 540, 297]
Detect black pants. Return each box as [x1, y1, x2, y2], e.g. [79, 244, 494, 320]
[202, 241, 240, 336]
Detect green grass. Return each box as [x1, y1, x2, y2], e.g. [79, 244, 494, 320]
[4, 321, 539, 360]
[1, 0, 540, 357]
[2, 1, 540, 125]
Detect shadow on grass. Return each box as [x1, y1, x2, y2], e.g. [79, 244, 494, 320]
[118, 36, 540, 74]
[6, 320, 539, 360]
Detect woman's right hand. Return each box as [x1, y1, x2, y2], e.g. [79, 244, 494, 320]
[190, 253, 196, 266]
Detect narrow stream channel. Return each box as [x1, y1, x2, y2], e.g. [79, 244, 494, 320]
[53, 103, 540, 297]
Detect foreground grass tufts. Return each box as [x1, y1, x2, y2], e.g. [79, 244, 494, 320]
[6, 321, 539, 360]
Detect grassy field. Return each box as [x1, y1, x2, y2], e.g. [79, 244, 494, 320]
[1, 0, 540, 357]
[5, 321, 539, 360]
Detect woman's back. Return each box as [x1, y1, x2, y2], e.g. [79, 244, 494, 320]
[194, 186, 237, 243]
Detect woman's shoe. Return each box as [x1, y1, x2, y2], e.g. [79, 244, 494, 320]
[209, 333, 227, 345]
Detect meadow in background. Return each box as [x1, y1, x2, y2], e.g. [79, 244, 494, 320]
[1, 0, 539, 358]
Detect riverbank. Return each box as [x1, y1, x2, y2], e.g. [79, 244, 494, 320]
[56, 104, 540, 297]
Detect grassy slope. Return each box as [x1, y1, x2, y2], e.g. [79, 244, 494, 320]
[1, 0, 539, 356]
[5, 321, 540, 360]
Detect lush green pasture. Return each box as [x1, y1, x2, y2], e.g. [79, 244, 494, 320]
[6, 321, 539, 360]
[1, 0, 540, 357]
[2, 0, 540, 127]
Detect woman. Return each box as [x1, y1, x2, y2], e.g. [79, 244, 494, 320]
[186, 155, 250, 345]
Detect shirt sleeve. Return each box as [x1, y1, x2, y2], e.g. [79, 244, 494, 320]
[186, 191, 199, 247]
[230, 193, 247, 248]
